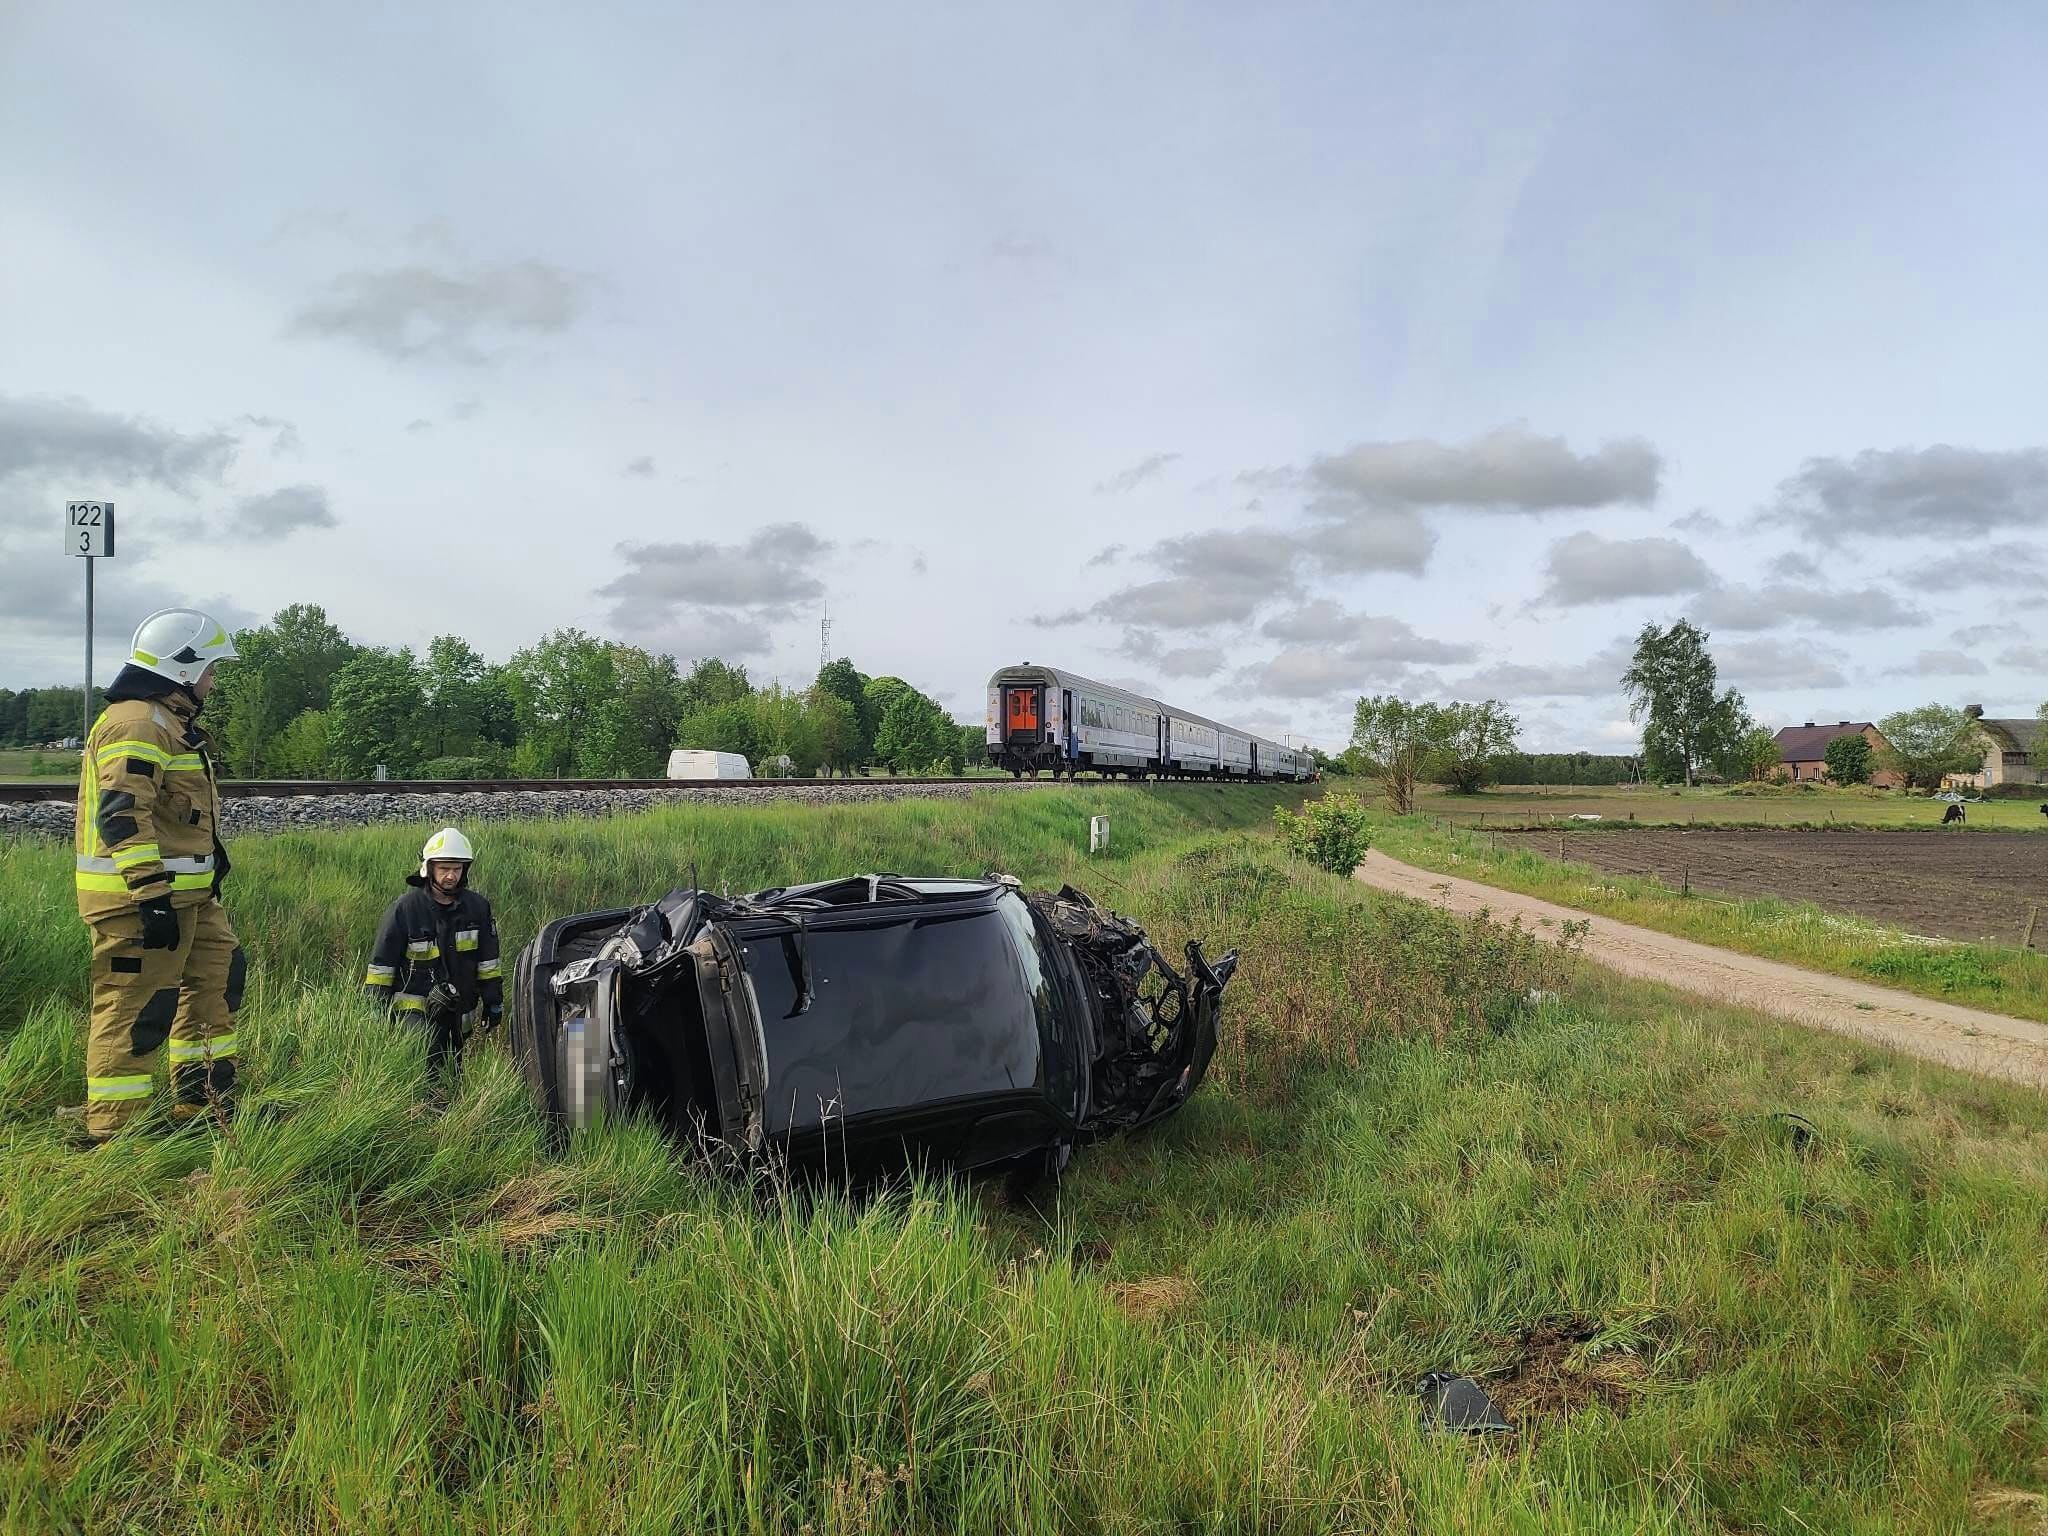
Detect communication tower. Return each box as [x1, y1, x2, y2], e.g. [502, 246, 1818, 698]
[818, 603, 832, 675]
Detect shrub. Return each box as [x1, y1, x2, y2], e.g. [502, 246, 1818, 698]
[416, 755, 501, 780]
[1274, 794, 1372, 875]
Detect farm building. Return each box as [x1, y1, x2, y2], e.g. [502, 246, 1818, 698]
[1949, 713, 2045, 788]
[1770, 720, 1904, 787]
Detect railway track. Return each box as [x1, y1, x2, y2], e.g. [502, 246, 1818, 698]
[0, 773, 1292, 806]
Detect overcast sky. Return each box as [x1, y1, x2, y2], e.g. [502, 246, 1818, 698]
[4, 3, 2044, 751]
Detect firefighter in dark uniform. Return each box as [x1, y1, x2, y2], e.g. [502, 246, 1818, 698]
[70, 608, 244, 1143]
[363, 827, 503, 1078]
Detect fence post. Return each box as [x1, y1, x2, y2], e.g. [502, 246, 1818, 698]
[2026, 905, 2040, 950]
[1681, 864, 1691, 898]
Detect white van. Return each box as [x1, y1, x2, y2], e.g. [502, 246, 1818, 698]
[666, 749, 753, 780]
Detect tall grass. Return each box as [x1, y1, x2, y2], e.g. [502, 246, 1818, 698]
[4, 787, 2048, 1531]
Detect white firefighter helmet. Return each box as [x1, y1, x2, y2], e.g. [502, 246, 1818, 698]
[419, 826, 476, 879]
[129, 608, 239, 686]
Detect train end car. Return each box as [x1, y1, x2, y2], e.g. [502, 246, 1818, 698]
[986, 662, 1314, 782]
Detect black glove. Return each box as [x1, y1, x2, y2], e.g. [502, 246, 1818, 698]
[138, 896, 181, 951]
[479, 1008, 502, 1035]
[210, 838, 232, 900]
[425, 981, 466, 1023]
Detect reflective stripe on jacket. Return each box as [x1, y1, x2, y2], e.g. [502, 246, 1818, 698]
[74, 690, 223, 919]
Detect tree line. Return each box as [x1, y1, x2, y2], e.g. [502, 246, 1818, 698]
[1340, 618, 2046, 810]
[0, 686, 88, 748]
[0, 604, 980, 779]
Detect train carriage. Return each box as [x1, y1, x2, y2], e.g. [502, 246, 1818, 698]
[986, 663, 1313, 782]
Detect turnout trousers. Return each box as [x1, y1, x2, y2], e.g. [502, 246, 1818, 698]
[84, 898, 244, 1139]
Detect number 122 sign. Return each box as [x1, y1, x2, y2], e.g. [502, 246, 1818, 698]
[67, 502, 115, 557]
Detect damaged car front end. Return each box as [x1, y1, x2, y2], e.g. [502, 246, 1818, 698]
[511, 874, 1236, 1179]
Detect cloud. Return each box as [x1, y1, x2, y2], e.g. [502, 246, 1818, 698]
[985, 234, 1057, 269]
[405, 418, 433, 434]
[1953, 622, 2025, 646]
[0, 543, 257, 651]
[1766, 549, 1824, 581]
[1715, 637, 1849, 691]
[1231, 614, 1475, 699]
[1157, 645, 1225, 678]
[1670, 508, 1725, 535]
[1539, 532, 1714, 605]
[1309, 426, 1661, 512]
[228, 484, 336, 541]
[1069, 524, 1301, 630]
[911, 553, 928, 576]
[599, 522, 830, 617]
[1892, 541, 2048, 593]
[1301, 506, 1436, 575]
[238, 414, 302, 454]
[1259, 598, 1358, 644]
[639, 611, 776, 661]
[1231, 648, 1398, 700]
[1777, 445, 2048, 543]
[1086, 543, 1126, 567]
[1995, 644, 2048, 672]
[0, 393, 237, 491]
[1119, 629, 1162, 663]
[1887, 649, 1989, 678]
[1691, 581, 1925, 632]
[1235, 466, 1301, 493]
[1450, 639, 1634, 699]
[450, 397, 482, 420]
[624, 455, 656, 477]
[288, 260, 591, 364]
[1094, 452, 1181, 495]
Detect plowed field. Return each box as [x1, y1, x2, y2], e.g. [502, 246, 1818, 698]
[1498, 827, 2048, 945]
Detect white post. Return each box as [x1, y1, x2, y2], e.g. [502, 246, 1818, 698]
[1089, 814, 1109, 853]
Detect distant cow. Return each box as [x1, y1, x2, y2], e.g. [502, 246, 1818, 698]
[1942, 803, 1965, 826]
[2040, 802, 2047, 818]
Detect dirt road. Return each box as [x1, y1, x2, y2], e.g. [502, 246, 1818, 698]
[1354, 850, 2048, 1089]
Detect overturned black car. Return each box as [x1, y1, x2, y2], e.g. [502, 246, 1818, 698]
[511, 874, 1236, 1179]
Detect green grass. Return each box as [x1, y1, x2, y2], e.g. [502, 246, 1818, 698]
[0, 748, 78, 784]
[4, 786, 2048, 1531]
[1368, 811, 2048, 1026]
[1400, 779, 2048, 832]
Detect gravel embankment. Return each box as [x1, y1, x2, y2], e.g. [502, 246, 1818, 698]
[0, 779, 1046, 841]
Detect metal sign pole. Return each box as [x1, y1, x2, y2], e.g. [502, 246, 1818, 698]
[84, 555, 94, 746]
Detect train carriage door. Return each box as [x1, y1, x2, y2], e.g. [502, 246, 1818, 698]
[1062, 690, 1075, 762]
[1158, 714, 1167, 770]
[1250, 741, 1259, 778]
[1004, 684, 1042, 743]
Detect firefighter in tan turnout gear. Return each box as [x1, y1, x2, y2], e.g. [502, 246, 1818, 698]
[71, 609, 244, 1143]
[364, 827, 504, 1081]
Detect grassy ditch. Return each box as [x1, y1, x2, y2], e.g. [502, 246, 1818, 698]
[1369, 812, 2048, 1026]
[3, 787, 2048, 1530]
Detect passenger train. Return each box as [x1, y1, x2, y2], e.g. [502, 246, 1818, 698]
[985, 663, 1314, 782]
